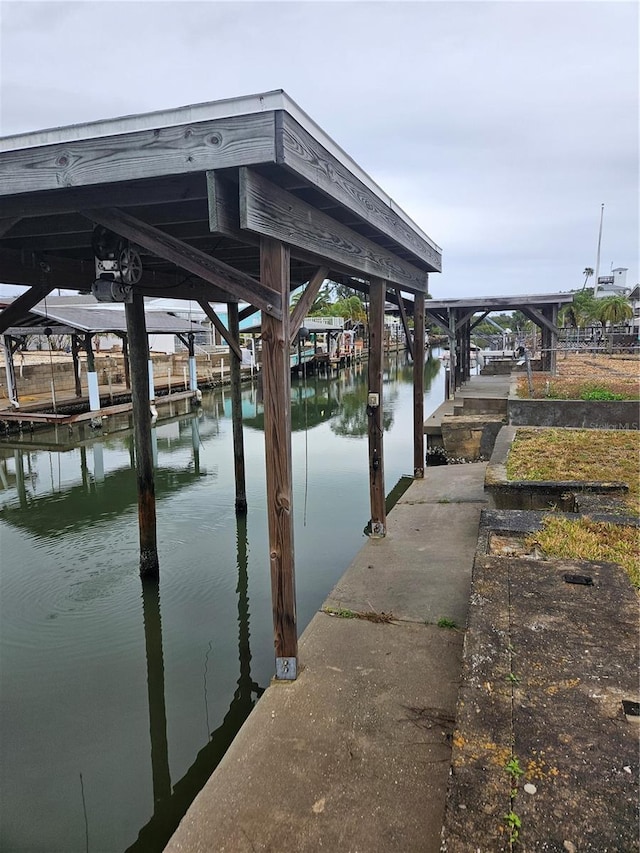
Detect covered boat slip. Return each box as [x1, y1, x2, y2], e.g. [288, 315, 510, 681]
[425, 293, 573, 391]
[0, 90, 441, 679]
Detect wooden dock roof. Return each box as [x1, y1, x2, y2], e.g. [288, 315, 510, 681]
[0, 90, 441, 331]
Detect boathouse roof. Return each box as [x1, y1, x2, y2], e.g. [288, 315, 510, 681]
[0, 89, 441, 328]
[0, 294, 204, 337]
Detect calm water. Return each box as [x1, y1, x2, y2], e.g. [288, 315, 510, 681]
[0, 351, 443, 852]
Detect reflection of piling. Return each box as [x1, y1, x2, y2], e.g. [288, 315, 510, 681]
[235, 513, 252, 691]
[228, 303, 247, 514]
[14, 449, 27, 509]
[141, 577, 171, 805]
[125, 292, 159, 577]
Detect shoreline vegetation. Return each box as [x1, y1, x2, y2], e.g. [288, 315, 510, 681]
[516, 352, 639, 400]
[507, 426, 639, 588]
[508, 354, 639, 587]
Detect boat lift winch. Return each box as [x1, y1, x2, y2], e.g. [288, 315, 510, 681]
[91, 225, 143, 303]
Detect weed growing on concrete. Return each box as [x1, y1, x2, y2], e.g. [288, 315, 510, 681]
[322, 606, 394, 623]
[504, 810, 522, 844]
[322, 607, 357, 619]
[507, 672, 520, 684]
[437, 617, 458, 629]
[505, 757, 524, 780]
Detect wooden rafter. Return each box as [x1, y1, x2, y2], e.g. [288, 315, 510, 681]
[81, 207, 283, 319]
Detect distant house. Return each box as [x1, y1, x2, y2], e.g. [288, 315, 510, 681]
[595, 267, 630, 298]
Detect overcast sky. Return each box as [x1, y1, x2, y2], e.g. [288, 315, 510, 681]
[0, 0, 638, 300]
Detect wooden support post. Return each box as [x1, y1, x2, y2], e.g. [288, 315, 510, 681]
[228, 302, 247, 514]
[2, 335, 18, 404]
[121, 335, 131, 389]
[125, 291, 159, 578]
[187, 333, 198, 392]
[541, 313, 551, 372]
[260, 238, 297, 679]
[549, 305, 558, 377]
[84, 333, 95, 372]
[70, 335, 82, 397]
[462, 321, 470, 381]
[413, 293, 425, 478]
[448, 310, 457, 395]
[367, 277, 386, 536]
[84, 333, 100, 412]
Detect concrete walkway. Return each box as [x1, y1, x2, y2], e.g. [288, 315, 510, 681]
[165, 463, 489, 853]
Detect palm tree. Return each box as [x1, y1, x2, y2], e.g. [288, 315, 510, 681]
[582, 267, 594, 290]
[596, 296, 633, 352]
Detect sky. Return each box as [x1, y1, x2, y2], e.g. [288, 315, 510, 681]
[0, 0, 638, 301]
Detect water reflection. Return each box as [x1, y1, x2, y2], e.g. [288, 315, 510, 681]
[0, 349, 443, 852]
[126, 514, 263, 852]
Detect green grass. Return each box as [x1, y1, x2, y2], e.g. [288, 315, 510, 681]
[507, 428, 639, 514]
[526, 517, 640, 589]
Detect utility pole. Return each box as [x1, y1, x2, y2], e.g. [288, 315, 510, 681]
[594, 203, 604, 298]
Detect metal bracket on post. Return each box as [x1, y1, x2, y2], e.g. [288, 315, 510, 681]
[275, 657, 298, 681]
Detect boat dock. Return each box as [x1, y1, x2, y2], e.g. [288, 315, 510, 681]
[165, 463, 487, 853]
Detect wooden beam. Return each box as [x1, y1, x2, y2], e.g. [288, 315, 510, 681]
[82, 207, 282, 319]
[239, 304, 260, 323]
[425, 309, 452, 338]
[0, 217, 21, 237]
[469, 311, 490, 332]
[521, 305, 560, 336]
[0, 285, 55, 335]
[289, 266, 329, 338]
[2, 336, 18, 403]
[239, 168, 429, 294]
[228, 302, 247, 514]
[197, 300, 242, 359]
[367, 277, 386, 537]
[0, 113, 276, 197]
[260, 237, 298, 677]
[0, 247, 233, 301]
[207, 169, 367, 284]
[276, 112, 442, 272]
[455, 309, 477, 332]
[0, 175, 208, 220]
[413, 292, 426, 478]
[395, 288, 413, 356]
[124, 291, 159, 577]
[71, 335, 82, 397]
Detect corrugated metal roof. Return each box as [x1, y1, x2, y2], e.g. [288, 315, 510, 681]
[3, 296, 203, 334]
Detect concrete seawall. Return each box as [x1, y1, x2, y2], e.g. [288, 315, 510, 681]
[165, 464, 489, 853]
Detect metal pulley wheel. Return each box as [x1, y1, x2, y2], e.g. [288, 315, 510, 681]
[118, 247, 143, 284]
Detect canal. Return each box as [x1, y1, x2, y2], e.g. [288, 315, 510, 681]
[0, 351, 443, 852]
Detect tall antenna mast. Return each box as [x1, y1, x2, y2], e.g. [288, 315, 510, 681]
[593, 203, 604, 297]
